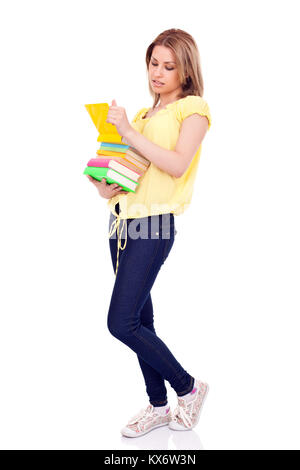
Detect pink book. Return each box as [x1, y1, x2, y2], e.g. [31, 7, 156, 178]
[87, 157, 142, 182]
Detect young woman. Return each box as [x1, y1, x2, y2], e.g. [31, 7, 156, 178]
[87, 28, 212, 437]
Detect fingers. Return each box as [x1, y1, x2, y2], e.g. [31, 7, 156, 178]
[110, 182, 125, 191]
[112, 184, 128, 194]
[86, 175, 128, 193]
[87, 176, 106, 185]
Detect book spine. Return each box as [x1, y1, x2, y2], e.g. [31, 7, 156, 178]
[100, 142, 129, 150]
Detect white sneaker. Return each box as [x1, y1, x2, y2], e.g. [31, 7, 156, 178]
[121, 404, 172, 438]
[169, 379, 209, 431]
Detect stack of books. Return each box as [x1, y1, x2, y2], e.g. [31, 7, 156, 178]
[83, 103, 150, 193]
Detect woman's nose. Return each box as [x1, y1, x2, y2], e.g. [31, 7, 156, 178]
[154, 70, 164, 78]
[153, 66, 164, 75]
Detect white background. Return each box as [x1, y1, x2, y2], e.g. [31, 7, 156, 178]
[0, 0, 299, 451]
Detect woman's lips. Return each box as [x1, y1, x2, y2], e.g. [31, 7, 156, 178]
[152, 80, 164, 87]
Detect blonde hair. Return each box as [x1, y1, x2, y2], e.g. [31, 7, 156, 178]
[145, 28, 204, 110]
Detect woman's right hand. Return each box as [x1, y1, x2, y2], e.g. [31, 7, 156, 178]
[86, 175, 129, 199]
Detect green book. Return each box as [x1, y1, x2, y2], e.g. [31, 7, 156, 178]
[83, 166, 138, 193]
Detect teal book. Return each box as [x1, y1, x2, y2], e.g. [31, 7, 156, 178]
[83, 166, 138, 193]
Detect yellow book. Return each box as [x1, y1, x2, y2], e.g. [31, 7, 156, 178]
[85, 103, 123, 144]
[96, 149, 126, 158]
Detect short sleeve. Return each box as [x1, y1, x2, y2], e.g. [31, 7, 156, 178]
[176, 95, 212, 130]
[131, 107, 149, 124]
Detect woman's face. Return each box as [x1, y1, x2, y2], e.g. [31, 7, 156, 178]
[149, 45, 182, 97]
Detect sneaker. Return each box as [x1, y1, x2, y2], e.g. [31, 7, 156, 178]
[169, 379, 209, 431]
[121, 404, 172, 437]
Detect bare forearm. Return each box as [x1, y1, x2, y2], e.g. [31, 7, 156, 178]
[123, 127, 182, 178]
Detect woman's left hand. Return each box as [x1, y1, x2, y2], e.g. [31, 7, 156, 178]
[106, 99, 132, 138]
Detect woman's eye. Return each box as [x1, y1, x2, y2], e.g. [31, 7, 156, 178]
[151, 62, 174, 71]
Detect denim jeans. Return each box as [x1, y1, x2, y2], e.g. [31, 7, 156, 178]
[107, 203, 194, 406]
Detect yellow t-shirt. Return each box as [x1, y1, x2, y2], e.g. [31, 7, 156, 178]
[107, 94, 212, 275]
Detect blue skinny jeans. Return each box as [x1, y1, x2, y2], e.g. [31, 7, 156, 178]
[107, 203, 194, 406]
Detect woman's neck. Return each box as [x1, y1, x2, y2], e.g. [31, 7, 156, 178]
[158, 88, 182, 108]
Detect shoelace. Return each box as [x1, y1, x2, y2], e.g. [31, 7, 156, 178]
[173, 400, 193, 428]
[108, 213, 127, 276]
[127, 405, 157, 431]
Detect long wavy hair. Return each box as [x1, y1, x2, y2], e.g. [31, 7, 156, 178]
[145, 28, 204, 110]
